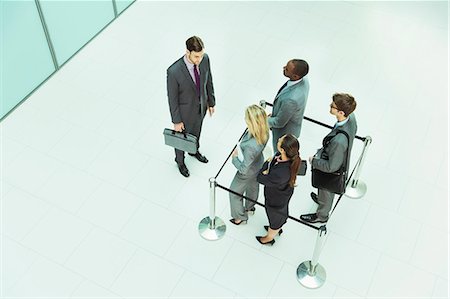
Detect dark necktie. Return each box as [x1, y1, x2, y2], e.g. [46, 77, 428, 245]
[276, 81, 288, 96]
[193, 65, 200, 96]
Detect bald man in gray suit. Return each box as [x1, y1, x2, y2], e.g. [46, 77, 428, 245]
[167, 36, 216, 177]
[268, 59, 309, 151]
[301, 93, 358, 223]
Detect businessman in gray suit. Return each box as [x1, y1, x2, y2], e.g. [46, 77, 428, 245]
[167, 36, 216, 177]
[301, 93, 357, 223]
[268, 59, 309, 152]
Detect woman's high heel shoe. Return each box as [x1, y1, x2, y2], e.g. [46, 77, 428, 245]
[255, 236, 275, 246]
[264, 225, 283, 236]
[229, 219, 247, 225]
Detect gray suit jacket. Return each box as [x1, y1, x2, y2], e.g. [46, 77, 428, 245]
[312, 113, 358, 176]
[268, 77, 309, 149]
[232, 131, 268, 178]
[167, 54, 215, 125]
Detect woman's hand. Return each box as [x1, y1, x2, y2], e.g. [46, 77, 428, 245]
[232, 148, 238, 158]
[262, 170, 269, 175]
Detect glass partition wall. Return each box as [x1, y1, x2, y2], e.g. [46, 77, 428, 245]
[0, 0, 135, 120]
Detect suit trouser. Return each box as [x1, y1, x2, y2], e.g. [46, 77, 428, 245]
[175, 111, 204, 165]
[317, 188, 334, 219]
[229, 172, 259, 221]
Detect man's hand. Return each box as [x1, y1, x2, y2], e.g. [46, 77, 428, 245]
[208, 106, 215, 116]
[174, 122, 185, 132]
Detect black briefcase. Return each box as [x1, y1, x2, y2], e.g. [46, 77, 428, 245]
[311, 168, 347, 194]
[163, 128, 198, 154]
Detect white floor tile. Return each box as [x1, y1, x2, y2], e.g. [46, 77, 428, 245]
[35, 164, 102, 214]
[6, 257, 83, 297]
[86, 141, 149, 188]
[96, 101, 154, 146]
[3, 147, 62, 193]
[367, 255, 436, 298]
[170, 271, 236, 298]
[2, 188, 51, 241]
[70, 279, 122, 298]
[357, 205, 421, 262]
[432, 277, 449, 298]
[320, 234, 380, 296]
[126, 156, 187, 207]
[49, 126, 111, 170]
[1, 237, 39, 292]
[213, 241, 283, 297]
[76, 183, 143, 234]
[332, 287, 363, 298]
[111, 249, 184, 298]
[410, 225, 448, 279]
[119, 200, 187, 256]
[165, 220, 234, 280]
[64, 228, 136, 288]
[21, 207, 93, 264]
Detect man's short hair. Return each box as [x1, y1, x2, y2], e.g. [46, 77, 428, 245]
[291, 59, 309, 78]
[333, 93, 357, 116]
[186, 36, 204, 52]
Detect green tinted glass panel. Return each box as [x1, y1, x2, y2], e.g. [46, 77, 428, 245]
[39, 0, 114, 66]
[0, 0, 56, 119]
[116, 0, 134, 14]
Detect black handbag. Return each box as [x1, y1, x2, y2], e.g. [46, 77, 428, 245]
[311, 131, 350, 194]
[297, 159, 307, 176]
[163, 128, 198, 154]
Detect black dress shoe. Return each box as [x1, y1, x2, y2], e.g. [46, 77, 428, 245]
[300, 213, 328, 223]
[310, 192, 319, 204]
[255, 236, 275, 246]
[264, 225, 283, 235]
[189, 152, 208, 163]
[177, 163, 190, 177]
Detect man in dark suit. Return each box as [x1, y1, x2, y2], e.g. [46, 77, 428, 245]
[268, 59, 309, 152]
[300, 93, 357, 223]
[167, 36, 216, 177]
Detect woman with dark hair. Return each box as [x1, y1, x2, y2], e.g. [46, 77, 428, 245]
[256, 134, 301, 245]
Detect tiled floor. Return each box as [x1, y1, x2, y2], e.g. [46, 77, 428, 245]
[1, 1, 448, 298]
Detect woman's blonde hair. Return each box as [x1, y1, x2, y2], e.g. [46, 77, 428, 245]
[245, 104, 269, 145]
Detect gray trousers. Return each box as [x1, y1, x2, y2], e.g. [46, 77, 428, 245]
[317, 189, 334, 219]
[229, 172, 259, 221]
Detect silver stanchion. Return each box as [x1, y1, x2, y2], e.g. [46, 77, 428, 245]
[345, 136, 372, 199]
[198, 177, 226, 240]
[297, 225, 327, 289]
[259, 100, 266, 108]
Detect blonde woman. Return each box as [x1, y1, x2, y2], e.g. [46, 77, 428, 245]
[229, 105, 269, 225]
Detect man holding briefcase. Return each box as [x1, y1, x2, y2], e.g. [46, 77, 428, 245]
[300, 93, 357, 223]
[167, 36, 216, 177]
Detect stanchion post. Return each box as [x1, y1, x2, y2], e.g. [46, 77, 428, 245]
[198, 177, 226, 240]
[297, 225, 327, 289]
[259, 100, 266, 108]
[345, 136, 372, 199]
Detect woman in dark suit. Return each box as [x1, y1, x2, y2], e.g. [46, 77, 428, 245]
[256, 134, 301, 245]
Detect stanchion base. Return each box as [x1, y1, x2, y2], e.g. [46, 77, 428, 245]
[198, 216, 226, 241]
[345, 180, 367, 199]
[296, 261, 326, 289]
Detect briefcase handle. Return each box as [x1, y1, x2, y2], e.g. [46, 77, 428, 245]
[171, 129, 188, 139]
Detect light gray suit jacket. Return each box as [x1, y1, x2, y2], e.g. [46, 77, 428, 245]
[312, 113, 358, 176]
[268, 77, 309, 150]
[232, 131, 268, 178]
[167, 54, 215, 127]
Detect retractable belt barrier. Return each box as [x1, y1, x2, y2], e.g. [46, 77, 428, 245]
[198, 100, 373, 289]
